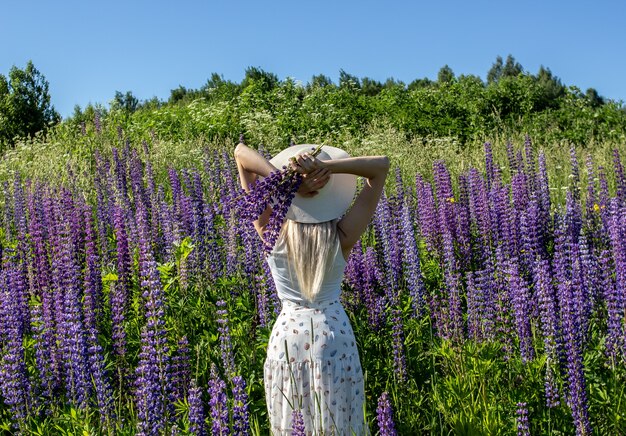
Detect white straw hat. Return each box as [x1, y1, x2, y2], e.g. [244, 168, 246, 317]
[269, 144, 357, 223]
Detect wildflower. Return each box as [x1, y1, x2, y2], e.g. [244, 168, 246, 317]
[376, 392, 397, 436]
[291, 410, 306, 436]
[188, 378, 207, 436]
[208, 364, 229, 435]
[516, 402, 530, 436]
[231, 375, 250, 435]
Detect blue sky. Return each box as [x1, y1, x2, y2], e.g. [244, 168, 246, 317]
[1, 0, 625, 118]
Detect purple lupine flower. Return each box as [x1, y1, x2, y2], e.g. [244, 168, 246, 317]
[190, 170, 207, 274]
[441, 223, 464, 342]
[240, 218, 261, 289]
[222, 150, 239, 212]
[518, 201, 539, 280]
[53, 206, 91, 409]
[394, 166, 405, 205]
[231, 375, 250, 435]
[112, 204, 131, 361]
[523, 135, 538, 196]
[598, 165, 610, 219]
[168, 167, 187, 242]
[399, 201, 424, 315]
[516, 402, 530, 436]
[83, 204, 102, 330]
[489, 180, 517, 259]
[576, 233, 596, 325]
[12, 173, 29, 253]
[290, 409, 306, 436]
[511, 170, 529, 216]
[255, 261, 272, 327]
[130, 149, 148, 215]
[234, 170, 285, 222]
[170, 336, 191, 403]
[26, 190, 57, 401]
[223, 209, 239, 277]
[467, 168, 492, 262]
[158, 186, 175, 260]
[94, 110, 101, 133]
[537, 151, 552, 246]
[216, 300, 236, 375]
[261, 172, 303, 253]
[433, 160, 456, 243]
[43, 193, 66, 389]
[493, 246, 515, 359]
[362, 247, 386, 330]
[473, 260, 497, 341]
[83, 205, 115, 423]
[506, 259, 534, 362]
[600, 246, 623, 361]
[261, 257, 282, 317]
[415, 175, 440, 255]
[606, 200, 626, 359]
[0, 259, 32, 431]
[373, 193, 402, 304]
[544, 362, 561, 408]
[208, 364, 229, 435]
[455, 172, 472, 268]
[134, 198, 171, 435]
[533, 257, 561, 406]
[584, 154, 600, 232]
[113, 148, 137, 246]
[466, 271, 481, 341]
[93, 150, 113, 266]
[390, 308, 407, 383]
[201, 199, 221, 282]
[376, 391, 397, 436]
[188, 378, 207, 436]
[553, 215, 592, 435]
[506, 140, 520, 174]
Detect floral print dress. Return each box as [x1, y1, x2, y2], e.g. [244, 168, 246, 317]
[264, 241, 367, 435]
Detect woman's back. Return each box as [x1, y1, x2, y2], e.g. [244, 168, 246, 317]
[266, 238, 347, 305]
[264, 239, 365, 435]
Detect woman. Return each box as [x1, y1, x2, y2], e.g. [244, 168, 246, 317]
[234, 141, 389, 435]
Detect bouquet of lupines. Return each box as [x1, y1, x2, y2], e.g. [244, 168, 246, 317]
[235, 144, 324, 252]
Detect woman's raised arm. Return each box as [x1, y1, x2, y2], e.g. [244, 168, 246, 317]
[294, 152, 390, 257]
[234, 143, 278, 236]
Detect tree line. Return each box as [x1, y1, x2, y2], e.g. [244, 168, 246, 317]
[2, 55, 625, 154]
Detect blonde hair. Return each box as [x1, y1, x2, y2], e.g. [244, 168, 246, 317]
[279, 219, 340, 302]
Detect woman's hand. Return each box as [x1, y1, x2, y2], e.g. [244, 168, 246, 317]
[296, 167, 331, 197]
[290, 152, 324, 175]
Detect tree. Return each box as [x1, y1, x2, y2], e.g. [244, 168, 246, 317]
[437, 65, 455, 84]
[308, 74, 334, 90]
[241, 67, 279, 93]
[585, 87, 604, 107]
[407, 77, 433, 91]
[487, 54, 523, 84]
[111, 91, 139, 113]
[169, 85, 188, 104]
[0, 61, 60, 149]
[339, 69, 361, 90]
[361, 77, 383, 96]
[533, 66, 565, 110]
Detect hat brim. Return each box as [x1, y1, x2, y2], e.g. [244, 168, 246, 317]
[269, 144, 357, 223]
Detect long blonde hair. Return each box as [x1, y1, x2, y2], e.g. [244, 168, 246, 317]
[278, 219, 340, 302]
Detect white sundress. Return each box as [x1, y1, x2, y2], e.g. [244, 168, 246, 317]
[264, 240, 367, 435]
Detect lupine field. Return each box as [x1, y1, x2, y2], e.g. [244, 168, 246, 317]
[1, 118, 626, 435]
